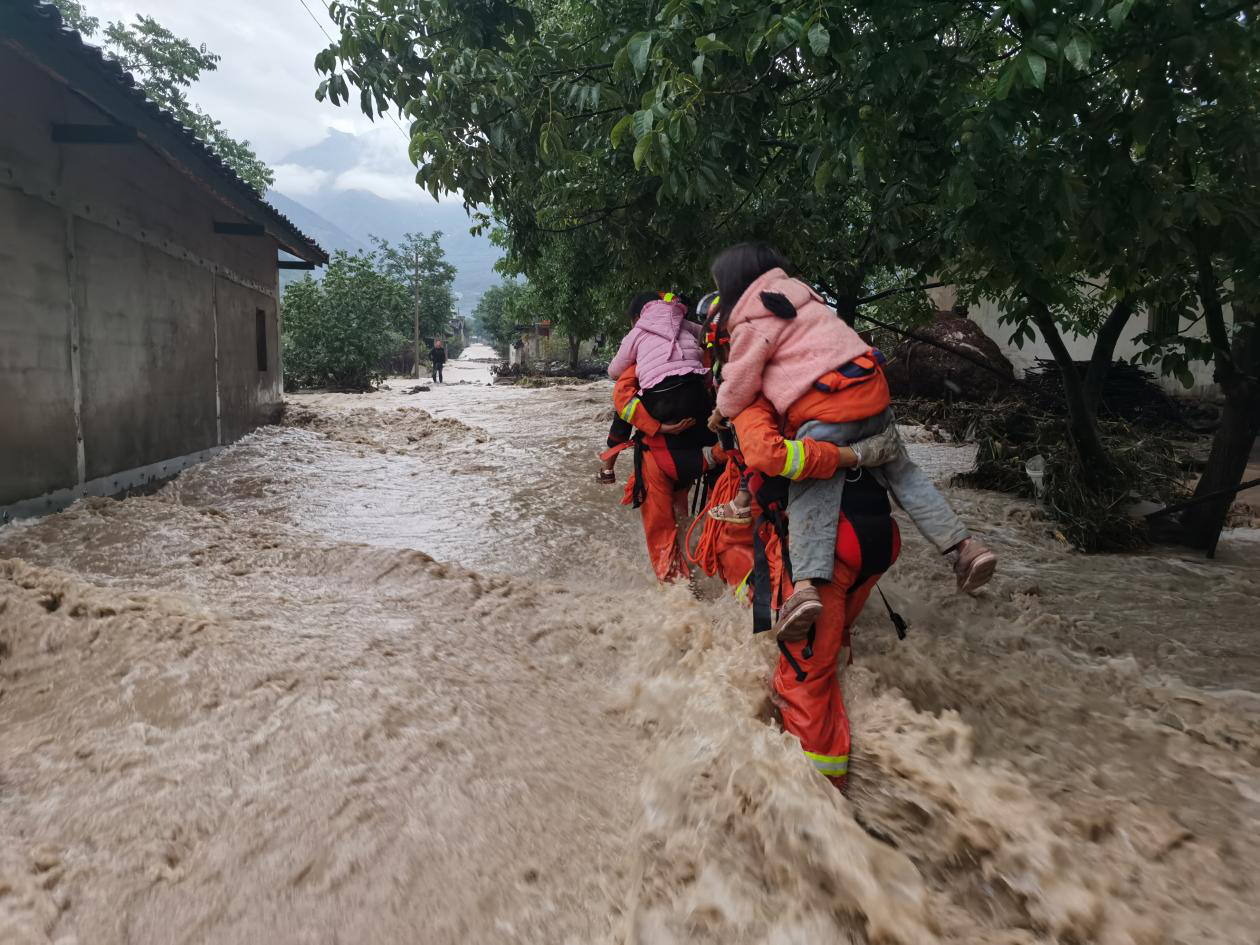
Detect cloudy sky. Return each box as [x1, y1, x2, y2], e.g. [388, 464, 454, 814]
[82, 0, 423, 202]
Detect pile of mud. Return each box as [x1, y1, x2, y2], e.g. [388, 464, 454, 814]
[282, 404, 486, 452]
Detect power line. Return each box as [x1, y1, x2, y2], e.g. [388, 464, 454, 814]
[295, 0, 410, 141]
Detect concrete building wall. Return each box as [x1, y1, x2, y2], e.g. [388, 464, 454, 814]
[927, 287, 1223, 397]
[0, 189, 80, 500]
[0, 47, 284, 511]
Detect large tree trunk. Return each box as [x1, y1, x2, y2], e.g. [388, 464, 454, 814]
[568, 332, 580, 371]
[1032, 304, 1113, 477]
[1083, 298, 1136, 417]
[1179, 278, 1259, 553]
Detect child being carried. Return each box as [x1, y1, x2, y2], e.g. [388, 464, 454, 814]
[597, 292, 712, 483]
[705, 243, 997, 641]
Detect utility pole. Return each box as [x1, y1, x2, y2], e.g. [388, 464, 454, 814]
[412, 247, 421, 379]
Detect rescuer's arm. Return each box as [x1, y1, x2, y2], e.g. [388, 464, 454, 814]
[731, 396, 857, 481]
[612, 367, 662, 436]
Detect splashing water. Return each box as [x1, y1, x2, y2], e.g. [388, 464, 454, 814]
[2, 345, 1259, 944]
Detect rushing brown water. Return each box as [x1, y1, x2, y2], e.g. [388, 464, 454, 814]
[3, 344, 1259, 944]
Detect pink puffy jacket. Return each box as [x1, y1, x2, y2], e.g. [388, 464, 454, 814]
[715, 268, 870, 419]
[607, 299, 707, 390]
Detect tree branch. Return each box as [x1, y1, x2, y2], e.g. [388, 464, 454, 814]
[855, 282, 947, 306]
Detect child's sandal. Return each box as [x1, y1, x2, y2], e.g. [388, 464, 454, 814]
[708, 500, 752, 525]
[596, 469, 617, 484]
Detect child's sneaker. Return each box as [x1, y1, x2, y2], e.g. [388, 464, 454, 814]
[950, 538, 997, 593]
[708, 499, 752, 525]
[773, 585, 824, 643]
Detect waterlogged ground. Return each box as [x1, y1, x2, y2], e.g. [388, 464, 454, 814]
[3, 345, 1259, 944]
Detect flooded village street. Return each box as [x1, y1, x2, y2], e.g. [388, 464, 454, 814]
[3, 346, 1260, 945]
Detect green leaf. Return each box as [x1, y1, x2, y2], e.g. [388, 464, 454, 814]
[814, 160, 833, 193]
[632, 108, 654, 139]
[1108, 0, 1136, 28]
[610, 113, 633, 148]
[995, 62, 1019, 100]
[1064, 34, 1092, 71]
[807, 23, 830, 56]
[695, 33, 731, 54]
[746, 29, 766, 62]
[633, 133, 652, 170]
[627, 32, 652, 80]
[1018, 0, 1037, 20]
[1198, 199, 1222, 226]
[691, 52, 705, 81]
[1022, 52, 1047, 89]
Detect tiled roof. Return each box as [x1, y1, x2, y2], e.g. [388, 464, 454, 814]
[5, 0, 328, 264]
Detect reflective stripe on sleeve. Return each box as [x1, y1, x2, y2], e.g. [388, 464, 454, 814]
[619, 398, 640, 423]
[780, 440, 805, 480]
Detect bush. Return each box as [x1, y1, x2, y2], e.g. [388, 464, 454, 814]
[282, 251, 410, 390]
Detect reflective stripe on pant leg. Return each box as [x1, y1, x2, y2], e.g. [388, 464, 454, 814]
[803, 749, 849, 777]
[775, 561, 859, 784]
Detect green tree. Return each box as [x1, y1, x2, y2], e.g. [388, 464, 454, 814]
[936, 2, 1260, 544]
[50, 1, 274, 192]
[313, 0, 955, 317]
[50, 0, 97, 35]
[317, 0, 1260, 549]
[372, 232, 457, 377]
[282, 251, 410, 389]
[500, 231, 634, 368]
[472, 282, 529, 355]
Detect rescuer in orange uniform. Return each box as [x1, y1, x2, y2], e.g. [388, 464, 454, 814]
[732, 395, 901, 790]
[608, 366, 719, 582]
[690, 290, 901, 791]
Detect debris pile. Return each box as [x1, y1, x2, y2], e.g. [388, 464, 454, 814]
[898, 387, 1193, 552]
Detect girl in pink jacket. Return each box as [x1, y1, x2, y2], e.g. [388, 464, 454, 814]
[706, 242, 997, 641]
[597, 292, 714, 483]
[606, 293, 708, 389]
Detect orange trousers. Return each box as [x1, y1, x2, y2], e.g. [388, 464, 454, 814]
[711, 522, 880, 792]
[773, 564, 880, 791]
[636, 450, 691, 583]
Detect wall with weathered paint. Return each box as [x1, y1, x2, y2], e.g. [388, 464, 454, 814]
[0, 47, 282, 511]
[927, 286, 1225, 398]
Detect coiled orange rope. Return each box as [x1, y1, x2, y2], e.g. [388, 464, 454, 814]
[686, 460, 742, 575]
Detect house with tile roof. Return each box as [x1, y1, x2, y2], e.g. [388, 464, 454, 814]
[1, 0, 327, 519]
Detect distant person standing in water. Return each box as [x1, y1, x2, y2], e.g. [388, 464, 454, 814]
[430, 338, 447, 383]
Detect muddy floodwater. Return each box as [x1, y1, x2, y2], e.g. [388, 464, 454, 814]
[3, 343, 1260, 944]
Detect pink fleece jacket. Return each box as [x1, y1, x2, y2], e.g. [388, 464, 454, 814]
[715, 268, 870, 418]
[607, 299, 707, 390]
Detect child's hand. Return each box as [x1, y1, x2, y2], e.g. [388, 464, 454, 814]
[852, 425, 902, 467]
[707, 408, 726, 433]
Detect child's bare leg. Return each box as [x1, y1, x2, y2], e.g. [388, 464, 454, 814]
[596, 451, 618, 483]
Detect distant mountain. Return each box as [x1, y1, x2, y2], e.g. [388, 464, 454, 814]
[272, 131, 502, 312]
[266, 190, 367, 259]
[307, 188, 498, 307]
